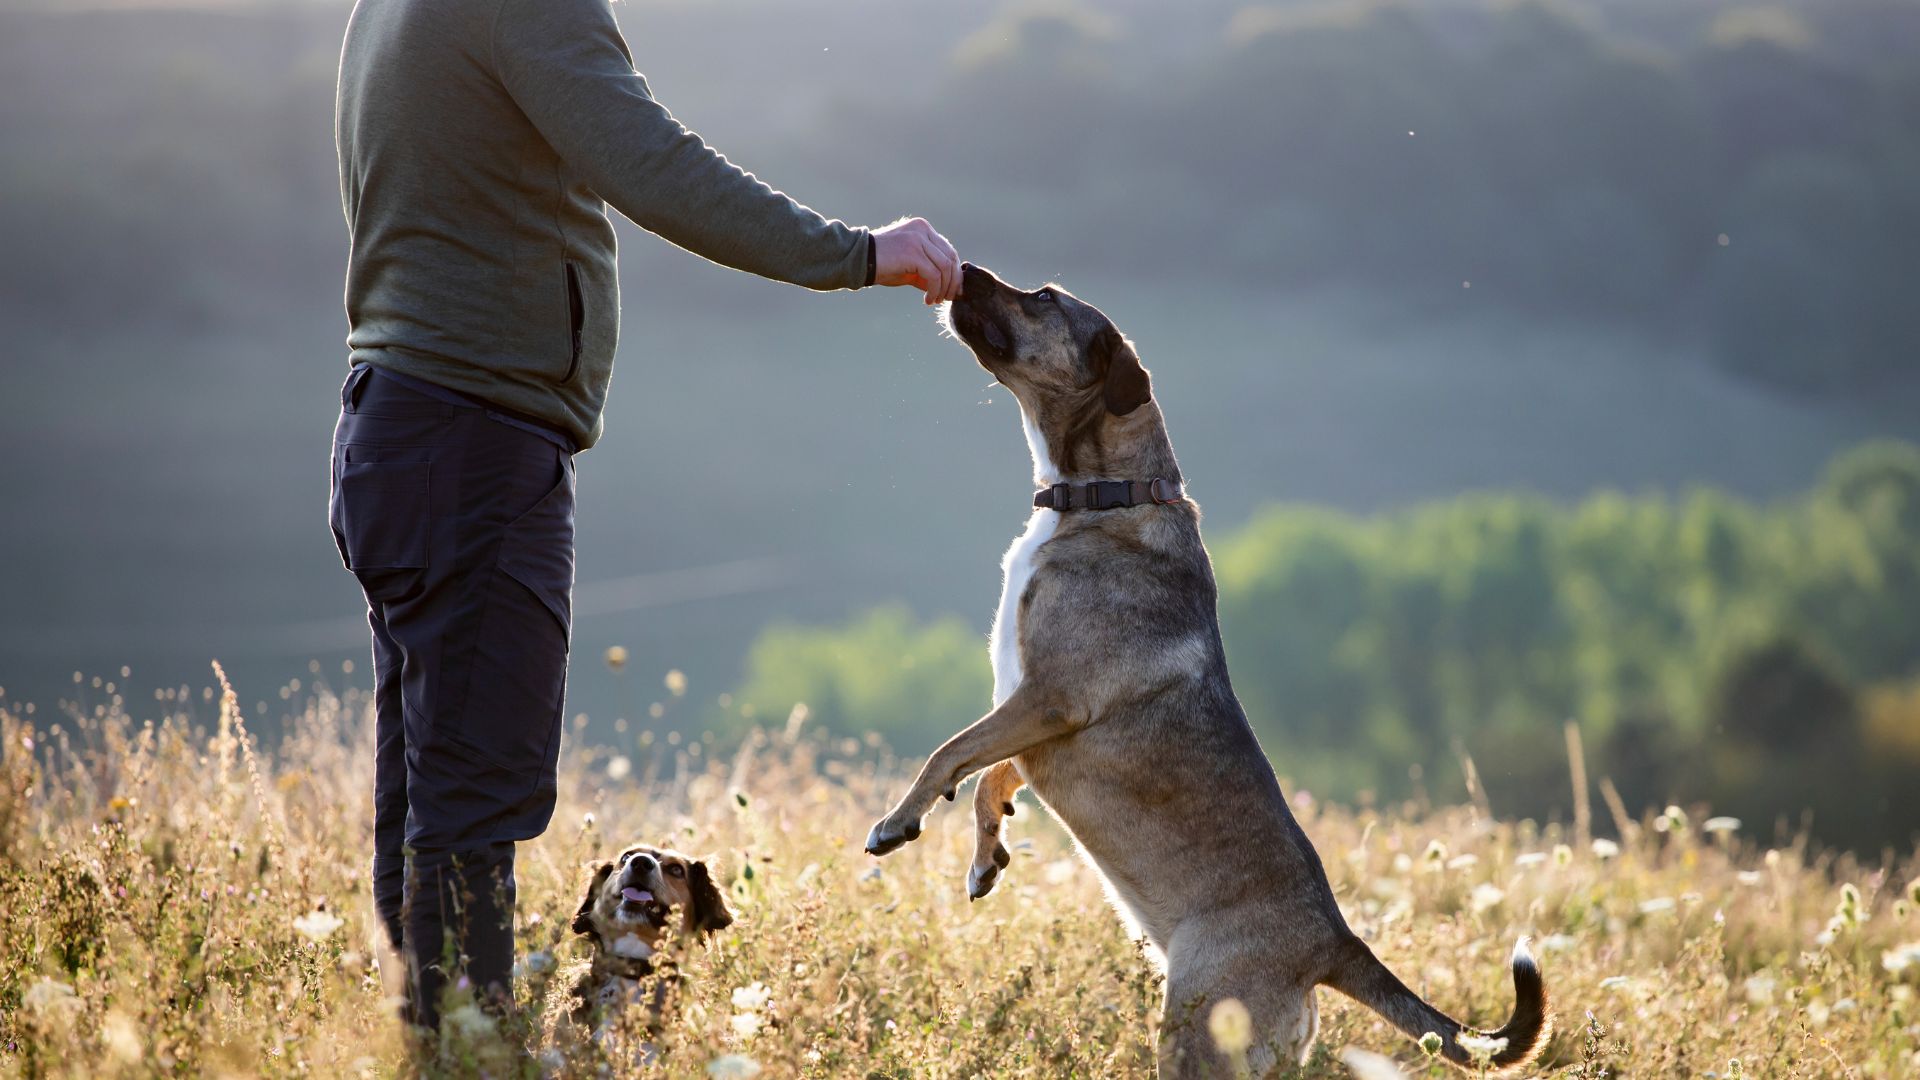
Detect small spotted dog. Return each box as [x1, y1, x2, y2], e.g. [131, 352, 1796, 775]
[568, 843, 733, 1032]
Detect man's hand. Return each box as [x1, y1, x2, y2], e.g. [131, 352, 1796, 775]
[872, 217, 961, 305]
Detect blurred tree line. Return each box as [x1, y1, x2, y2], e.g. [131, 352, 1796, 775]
[724, 441, 1920, 852]
[830, 0, 1920, 394]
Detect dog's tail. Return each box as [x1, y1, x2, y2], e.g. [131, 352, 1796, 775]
[1322, 934, 1551, 1072]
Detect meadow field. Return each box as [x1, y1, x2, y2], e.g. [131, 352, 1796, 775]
[1, 667, 1916, 1079]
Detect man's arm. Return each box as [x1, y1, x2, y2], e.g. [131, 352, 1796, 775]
[492, 0, 957, 300]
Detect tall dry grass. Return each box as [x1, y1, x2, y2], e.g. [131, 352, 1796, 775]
[0, 666, 1916, 1078]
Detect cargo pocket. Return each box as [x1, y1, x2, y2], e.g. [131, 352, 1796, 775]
[452, 455, 575, 778]
[331, 449, 432, 603]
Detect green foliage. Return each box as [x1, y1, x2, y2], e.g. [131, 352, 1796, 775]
[730, 442, 1920, 849]
[720, 606, 993, 747]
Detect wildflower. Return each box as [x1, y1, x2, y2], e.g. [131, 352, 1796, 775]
[1514, 851, 1547, 868]
[1908, 876, 1920, 907]
[606, 755, 631, 781]
[1539, 934, 1577, 952]
[1883, 943, 1920, 974]
[441, 1003, 496, 1040]
[1743, 973, 1776, 1003]
[103, 1011, 143, 1062]
[1446, 854, 1479, 871]
[1470, 883, 1506, 915]
[1836, 883, 1864, 930]
[293, 910, 344, 943]
[1598, 976, 1633, 992]
[1207, 997, 1252, 1055]
[1737, 870, 1763, 886]
[707, 1056, 762, 1079]
[731, 982, 772, 1011]
[1418, 1031, 1444, 1059]
[1703, 816, 1740, 835]
[1591, 838, 1620, 859]
[1457, 1031, 1508, 1067]
[1422, 840, 1447, 870]
[1552, 843, 1574, 867]
[1339, 1046, 1409, 1080]
[730, 1011, 762, 1039]
[523, 949, 556, 975]
[23, 977, 82, 1019]
[1638, 897, 1675, 915]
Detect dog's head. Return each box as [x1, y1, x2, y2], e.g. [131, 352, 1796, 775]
[570, 843, 733, 956]
[944, 263, 1153, 476]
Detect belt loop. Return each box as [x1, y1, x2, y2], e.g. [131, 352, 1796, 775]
[342, 364, 372, 413]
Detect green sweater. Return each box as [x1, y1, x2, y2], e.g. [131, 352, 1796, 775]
[336, 0, 872, 449]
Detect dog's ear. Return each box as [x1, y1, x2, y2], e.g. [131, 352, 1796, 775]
[686, 860, 734, 936]
[571, 862, 614, 936]
[1093, 325, 1152, 416]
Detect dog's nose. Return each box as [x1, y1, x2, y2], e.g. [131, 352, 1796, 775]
[960, 262, 996, 297]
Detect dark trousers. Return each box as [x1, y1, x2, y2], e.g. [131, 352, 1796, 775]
[328, 365, 575, 1028]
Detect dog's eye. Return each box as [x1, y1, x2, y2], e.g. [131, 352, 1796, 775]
[665, 863, 686, 878]
[1034, 289, 1055, 303]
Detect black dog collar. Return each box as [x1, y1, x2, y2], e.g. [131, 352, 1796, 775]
[1034, 478, 1184, 512]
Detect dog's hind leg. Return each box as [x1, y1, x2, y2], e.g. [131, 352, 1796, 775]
[967, 761, 1023, 900]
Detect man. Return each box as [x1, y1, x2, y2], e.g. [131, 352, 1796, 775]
[330, 0, 961, 1030]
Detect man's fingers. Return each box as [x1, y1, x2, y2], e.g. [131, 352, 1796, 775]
[918, 235, 953, 304]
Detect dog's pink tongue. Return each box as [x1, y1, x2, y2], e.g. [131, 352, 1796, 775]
[621, 887, 653, 904]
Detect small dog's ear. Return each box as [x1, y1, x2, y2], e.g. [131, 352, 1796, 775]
[571, 862, 614, 936]
[687, 860, 734, 936]
[1093, 325, 1152, 416]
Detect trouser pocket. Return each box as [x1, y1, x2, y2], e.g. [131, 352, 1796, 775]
[330, 447, 432, 603]
[447, 454, 575, 777]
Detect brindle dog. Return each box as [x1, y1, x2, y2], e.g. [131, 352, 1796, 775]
[864, 264, 1550, 1076]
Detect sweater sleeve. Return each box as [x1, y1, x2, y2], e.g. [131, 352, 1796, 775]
[491, 0, 870, 291]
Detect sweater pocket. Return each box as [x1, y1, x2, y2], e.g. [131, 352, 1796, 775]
[563, 261, 584, 384]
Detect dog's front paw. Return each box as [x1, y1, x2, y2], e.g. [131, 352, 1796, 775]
[966, 842, 1011, 900]
[863, 813, 923, 857]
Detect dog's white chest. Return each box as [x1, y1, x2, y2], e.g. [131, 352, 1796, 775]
[991, 509, 1056, 706]
[992, 405, 1062, 707]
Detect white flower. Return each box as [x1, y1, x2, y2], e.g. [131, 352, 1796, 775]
[1446, 854, 1479, 871]
[1513, 851, 1547, 868]
[103, 1011, 143, 1061]
[1591, 838, 1621, 859]
[442, 1003, 496, 1039]
[1638, 897, 1676, 915]
[1208, 998, 1252, 1054]
[23, 977, 79, 1016]
[1339, 1046, 1409, 1080]
[1884, 943, 1920, 974]
[1737, 870, 1764, 886]
[1598, 975, 1633, 992]
[1470, 883, 1506, 915]
[1044, 859, 1079, 886]
[1539, 934, 1577, 953]
[1457, 1031, 1509, 1066]
[731, 982, 772, 1011]
[523, 949, 557, 975]
[1703, 816, 1741, 835]
[707, 1054, 763, 1079]
[292, 910, 344, 943]
[606, 755, 632, 781]
[729, 1011, 762, 1039]
[1552, 843, 1574, 867]
[1743, 972, 1776, 1004]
